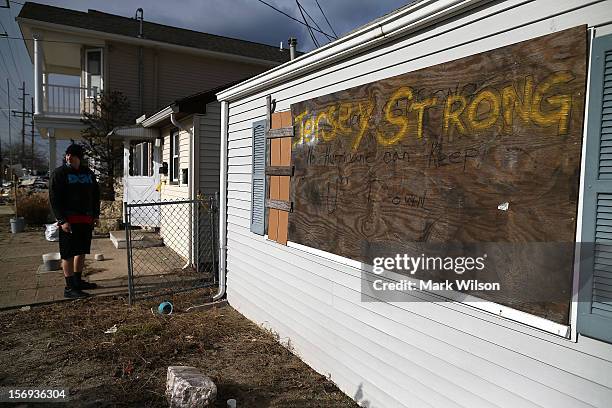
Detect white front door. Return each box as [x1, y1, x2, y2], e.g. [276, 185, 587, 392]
[123, 141, 161, 227]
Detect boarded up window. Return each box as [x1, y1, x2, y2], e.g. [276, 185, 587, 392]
[288, 26, 587, 324]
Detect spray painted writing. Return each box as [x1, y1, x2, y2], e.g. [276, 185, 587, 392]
[293, 72, 574, 150]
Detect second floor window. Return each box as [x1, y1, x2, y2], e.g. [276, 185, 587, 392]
[171, 130, 180, 183]
[86, 49, 102, 97]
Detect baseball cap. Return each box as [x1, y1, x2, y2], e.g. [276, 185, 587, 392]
[65, 144, 84, 159]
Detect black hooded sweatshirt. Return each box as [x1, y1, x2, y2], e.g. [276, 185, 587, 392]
[49, 164, 101, 224]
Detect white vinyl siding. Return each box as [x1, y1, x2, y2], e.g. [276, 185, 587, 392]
[160, 119, 192, 259]
[222, 1, 612, 407]
[161, 120, 191, 199]
[197, 102, 221, 196]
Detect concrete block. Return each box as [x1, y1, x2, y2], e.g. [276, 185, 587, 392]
[166, 366, 217, 408]
[109, 230, 163, 249]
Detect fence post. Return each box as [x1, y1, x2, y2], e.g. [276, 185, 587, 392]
[211, 194, 218, 284]
[125, 203, 135, 305]
[195, 196, 200, 274]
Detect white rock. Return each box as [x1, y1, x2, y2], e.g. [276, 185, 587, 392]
[166, 366, 217, 408]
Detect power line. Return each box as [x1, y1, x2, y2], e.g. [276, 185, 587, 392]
[6, 0, 31, 94]
[11, 81, 30, 161]
[315, 0, 337, 38]
[0, 46, 20, 90]
[296, 1, 319, 48]
[299, 0, 335, 42]
[0, 19, 23, 84]
[253, 0, 335, 39]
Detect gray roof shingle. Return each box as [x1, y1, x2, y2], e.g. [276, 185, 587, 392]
[18, 2, 295, 64]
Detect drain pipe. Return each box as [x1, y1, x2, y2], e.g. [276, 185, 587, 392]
[213, 100, 229, 301]
[135, 9, 144, 114]
[171, 112, 194, 270]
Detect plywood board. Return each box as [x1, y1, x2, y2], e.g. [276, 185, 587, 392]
[288, 26, 587, 323]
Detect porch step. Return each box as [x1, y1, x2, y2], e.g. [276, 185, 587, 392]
[109, 230, 164, 249]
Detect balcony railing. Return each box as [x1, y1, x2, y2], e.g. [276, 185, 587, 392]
[42, 84, 98, 116]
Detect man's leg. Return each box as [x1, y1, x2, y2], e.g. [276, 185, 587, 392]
[62, 256, 74, 277]
[60, 226, 89, 298]
[73, 254, 97, 289]
[73, 254, 85, 274]
[62, 256, 88, 298]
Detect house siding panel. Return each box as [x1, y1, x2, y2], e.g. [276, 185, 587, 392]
[106, 41, 140, 122]
[160, 119, 191, 259]
[198, 102, 221, 196]
[222, 1, 612, 407]
[106, 43, 272, 124]
[157, 52, 265, 109]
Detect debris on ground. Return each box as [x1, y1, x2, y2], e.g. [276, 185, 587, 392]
[166, 366, 217, 408]
[0, 289, 357, 407]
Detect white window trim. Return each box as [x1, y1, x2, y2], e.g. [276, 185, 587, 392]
[135, 142, 151, 177]
[569, 28, 596, 342]
[85, 48, 103, 98]
[171, 130, 180, 183]
[286, 240, 571, 338]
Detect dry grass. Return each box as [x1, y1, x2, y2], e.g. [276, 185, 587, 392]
[0, 289, 358, 408]
[15, 191, 51, 225]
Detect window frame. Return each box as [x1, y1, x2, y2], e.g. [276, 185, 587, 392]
[85, 48, 103, 98]
[170, 129, 180, 184]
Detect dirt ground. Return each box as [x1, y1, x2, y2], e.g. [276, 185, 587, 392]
[0, 289, 358, 407]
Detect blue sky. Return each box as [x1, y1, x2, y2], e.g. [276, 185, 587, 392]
[0, 0, 412, 161]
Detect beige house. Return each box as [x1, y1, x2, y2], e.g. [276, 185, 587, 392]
[111, 87, 224, 260]
[16, 2, 293, 174]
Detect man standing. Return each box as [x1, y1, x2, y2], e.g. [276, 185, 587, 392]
[49, 144, 100, 298]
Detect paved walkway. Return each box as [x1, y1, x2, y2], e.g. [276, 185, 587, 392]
[0, 208, 130, 310]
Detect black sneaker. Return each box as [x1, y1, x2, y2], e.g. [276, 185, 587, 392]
[75, 272, 98, 290]
[64, 286, 90, 299]
[79, 280, 98, 290]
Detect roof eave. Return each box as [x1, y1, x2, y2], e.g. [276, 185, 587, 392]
[16, 16, 282, 67]
[141, 105, 177, 128]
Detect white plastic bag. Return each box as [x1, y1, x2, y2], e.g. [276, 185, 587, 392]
[45, 223, 59, 242]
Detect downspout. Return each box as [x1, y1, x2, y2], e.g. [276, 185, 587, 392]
[171, 112, 194, 270]
[213, 100, 229, 301]
[135, 8, 144, 115]
[138, 46, 144, 115]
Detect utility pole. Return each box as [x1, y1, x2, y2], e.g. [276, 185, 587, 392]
[7, 78, 11, 167]
[11, 82, 32, 170]
[20, 82, 25, 161]
[31, 97, 34, 172]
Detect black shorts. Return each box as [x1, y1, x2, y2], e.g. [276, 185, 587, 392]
[59, 223, 93, 260]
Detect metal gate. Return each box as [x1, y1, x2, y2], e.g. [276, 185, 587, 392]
[124, 196, 218, 304]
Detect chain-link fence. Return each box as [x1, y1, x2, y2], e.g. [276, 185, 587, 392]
[125, 196, 218, 304]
